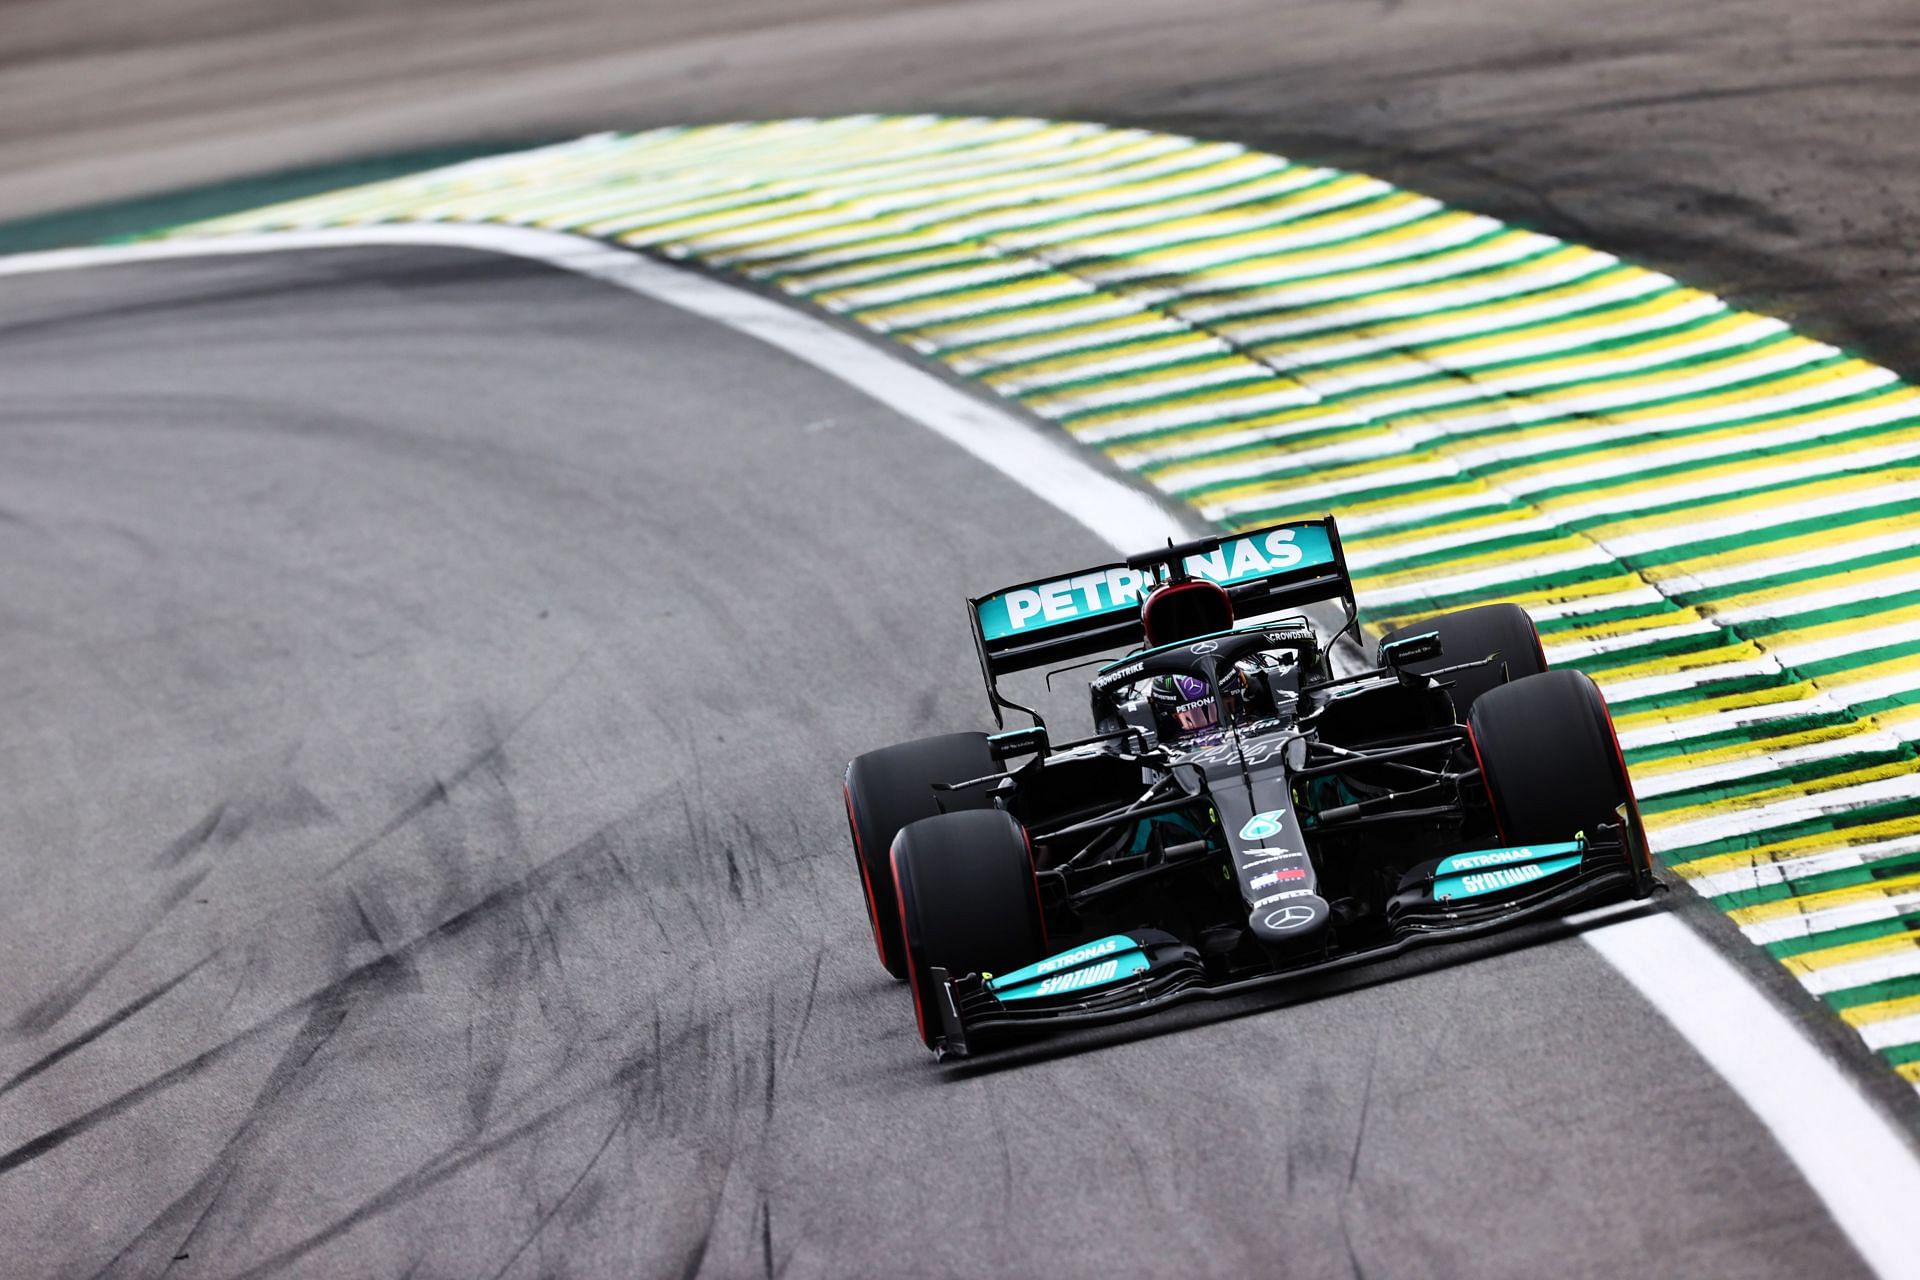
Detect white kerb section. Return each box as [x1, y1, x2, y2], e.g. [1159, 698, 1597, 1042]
[0, 226, 1192, 554]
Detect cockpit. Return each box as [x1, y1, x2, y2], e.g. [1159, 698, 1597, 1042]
[1090, 622, 1327, 747]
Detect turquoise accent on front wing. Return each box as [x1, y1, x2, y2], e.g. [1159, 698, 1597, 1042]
[986, 934, 1152, 1002]
[1433, 854, 1584, 902]
[1434, 840, 1584, 877]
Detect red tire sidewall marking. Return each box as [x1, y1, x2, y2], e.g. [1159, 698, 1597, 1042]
[844, 780, 892, 968]
[890, 838, 931, 1046]
[1020, 819, 1049, 953]
[1466, 722, 1508, 845]
[1588, 680, 1653, 872]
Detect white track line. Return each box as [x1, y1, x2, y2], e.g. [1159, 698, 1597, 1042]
[10, 224, 1920, 1278]
[0, 227, 1186, 551]
[1585, 916, 1920, 1278]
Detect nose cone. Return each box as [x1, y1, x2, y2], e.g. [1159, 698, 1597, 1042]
[1249, 892, 1330, 944]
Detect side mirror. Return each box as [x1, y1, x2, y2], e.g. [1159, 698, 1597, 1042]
[987, 725, 1049, 762]
[1380, 630, 1443, 668]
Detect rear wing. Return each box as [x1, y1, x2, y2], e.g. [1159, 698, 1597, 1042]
[969, 516, 1354, 724]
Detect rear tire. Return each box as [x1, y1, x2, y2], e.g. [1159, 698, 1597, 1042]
[891, 809, 1047, 1049]
[1380, 603, 1545, 718]
[1468, 669, 1637, 845]
[844, 732, 999, 979]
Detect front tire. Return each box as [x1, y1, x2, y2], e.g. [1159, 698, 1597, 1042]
[891, 809, 1047, 1050]
[1380, 603, 1546, 718]
[1468, 669, 1638, 845]
[844, 732, 999, 979]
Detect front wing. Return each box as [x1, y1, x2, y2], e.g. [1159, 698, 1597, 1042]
[928, 816, 1659, 1059]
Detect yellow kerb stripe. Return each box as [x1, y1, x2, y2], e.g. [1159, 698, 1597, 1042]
[1644, 760, 1917, 835]
[1841, 992, 1920, 1029]
[1733, 869, 1920, 929]
[1780, 929, 1920, 976]
[1630, 723, 1888, 778]
[1674, 811, 1920, 881]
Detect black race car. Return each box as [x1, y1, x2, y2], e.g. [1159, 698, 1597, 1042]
[843, 516, 1658, 1057]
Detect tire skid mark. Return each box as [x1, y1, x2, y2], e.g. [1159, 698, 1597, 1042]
[322, 656, 582, 878]
[9, 866, 211, 1038]
[3, 693, 621, 1158]
[783, 950, 825, 1070]
[152, 801, 227, 869]
[0, 764, 347, 1076]
[762, 991, 777, 1124]
[221, 1062, 654, 1280]
[0, 949, 406, 1179]
[20, 796, 893, 1266]
[90, 989, 357, 1278]
[344, 883, 387, 950]
[148, 771, 333, 875]
[481, 1090, 637, 1280]
[0, 815, 628, 1177]
[758, 1195, 775, 1280]
[463, 927, 524, 1135]
[0, 775, 810, 1236]
[0, 951, 218, 1099]
[207, 1000, 752, 1280]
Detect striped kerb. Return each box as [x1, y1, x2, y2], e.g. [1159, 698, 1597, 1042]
[168, 116, 1920, 1094]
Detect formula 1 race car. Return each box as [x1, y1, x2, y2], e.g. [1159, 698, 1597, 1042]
[842, 516, 1658, 1056]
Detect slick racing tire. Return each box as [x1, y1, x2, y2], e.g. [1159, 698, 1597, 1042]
[1379, 603, 1546, 718]
[1468, 669, 1640, 845]
[845, 732, 1000, 980]
[891, 809, 1048, 1051]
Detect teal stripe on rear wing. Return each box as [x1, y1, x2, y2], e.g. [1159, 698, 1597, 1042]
[969, 516, 1354, 724]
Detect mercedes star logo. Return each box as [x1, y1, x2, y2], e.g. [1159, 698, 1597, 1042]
[1264, 903, 1318, 932]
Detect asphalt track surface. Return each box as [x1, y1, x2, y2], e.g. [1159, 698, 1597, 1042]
[0, 246, 1881, 1276]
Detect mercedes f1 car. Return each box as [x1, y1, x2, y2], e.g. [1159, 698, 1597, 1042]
[843, 516, 1657, 1057]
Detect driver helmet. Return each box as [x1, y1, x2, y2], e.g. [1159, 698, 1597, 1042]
[1147, 664, 1258, 740]
[1149, 673, 1218, 737]
[1141, 578, 1234, 649]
